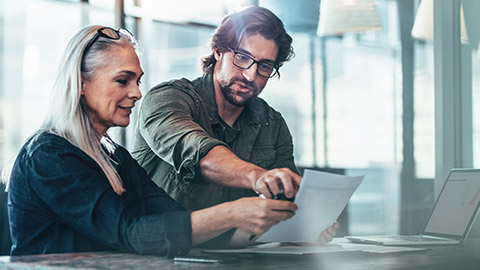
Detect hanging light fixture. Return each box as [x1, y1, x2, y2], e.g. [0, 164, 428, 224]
[411, 0, 468, 44]
[317, 0, 382, 36]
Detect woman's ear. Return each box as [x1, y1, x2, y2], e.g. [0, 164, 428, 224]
[81, 81, 85, 95]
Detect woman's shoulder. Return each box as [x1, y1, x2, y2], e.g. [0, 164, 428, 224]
[11, 133, 84, 180]
[15, 132, 102, 178]
[19, 132, 95, 168]
[23, 132, 75, 157]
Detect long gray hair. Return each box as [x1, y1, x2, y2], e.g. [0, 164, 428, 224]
[27, 26, 138, 194]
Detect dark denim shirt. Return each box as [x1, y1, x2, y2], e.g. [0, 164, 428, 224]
[8, 132, 192, 256]
[132, 73, 298, 212]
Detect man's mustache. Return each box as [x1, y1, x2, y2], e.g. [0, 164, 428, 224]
[231, 78, 258, 92]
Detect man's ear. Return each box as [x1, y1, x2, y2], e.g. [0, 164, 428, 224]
[214, 49, 221, 61]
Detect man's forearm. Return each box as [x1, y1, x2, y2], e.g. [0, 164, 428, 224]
[199, 145, 265, 189]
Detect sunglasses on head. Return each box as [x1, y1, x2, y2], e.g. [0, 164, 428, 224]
[83, 27, 133, 57]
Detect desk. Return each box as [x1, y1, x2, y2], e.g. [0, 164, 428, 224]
[1, 239, 479, 270]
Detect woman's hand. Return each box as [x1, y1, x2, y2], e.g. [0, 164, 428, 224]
[190, 197, 297, 246]
[227, 197, 297, 236]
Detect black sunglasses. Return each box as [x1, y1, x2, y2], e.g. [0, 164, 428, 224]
[83, 27, 133, 56]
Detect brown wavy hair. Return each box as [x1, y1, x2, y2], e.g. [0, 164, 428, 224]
[201, 6, 294, 76]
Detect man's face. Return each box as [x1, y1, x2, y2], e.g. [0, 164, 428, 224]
[213, 33, 278, 107]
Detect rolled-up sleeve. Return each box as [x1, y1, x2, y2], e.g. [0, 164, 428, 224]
[137, 85, 227, 183]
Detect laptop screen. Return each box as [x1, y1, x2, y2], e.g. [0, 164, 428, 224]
[423, 169, 480, 239]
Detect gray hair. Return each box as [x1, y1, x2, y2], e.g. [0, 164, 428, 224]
[13, 25, 138, 194]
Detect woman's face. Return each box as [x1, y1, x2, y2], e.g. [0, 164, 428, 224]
[81, 44, 143, 135]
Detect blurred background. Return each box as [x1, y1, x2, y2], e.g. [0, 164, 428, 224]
[1, 0, 480, 255]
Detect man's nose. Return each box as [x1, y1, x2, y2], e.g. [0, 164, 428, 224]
[242, 63, 257, 82]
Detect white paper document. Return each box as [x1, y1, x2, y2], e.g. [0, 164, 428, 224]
[203, 242, 356, 255]
[334, 238, 429, 254]
[257, 169, 363, 243]
[203, 239, 426, 255]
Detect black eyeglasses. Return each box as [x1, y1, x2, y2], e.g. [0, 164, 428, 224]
[83, 27, 133, 56]
[228, 48, 279, 78]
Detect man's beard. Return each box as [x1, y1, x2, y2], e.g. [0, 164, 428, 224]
[219, 77, 259, 107]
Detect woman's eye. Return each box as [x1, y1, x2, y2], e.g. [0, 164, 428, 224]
[117, 79, 128, 85]
[137, 79, 142, 86]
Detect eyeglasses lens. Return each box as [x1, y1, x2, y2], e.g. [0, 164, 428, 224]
[231, 50, 277, 78]
[100, 28, 120, 39]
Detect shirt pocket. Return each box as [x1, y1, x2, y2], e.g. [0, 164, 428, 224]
[249, 146, 276, 169]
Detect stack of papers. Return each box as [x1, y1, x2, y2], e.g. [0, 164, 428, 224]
[204, 242, 355, 255]
[334, 238, 429, 253]
[203, 239, 428, 255]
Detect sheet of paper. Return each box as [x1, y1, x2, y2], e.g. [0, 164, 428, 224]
[202, 239, 428, 255]
[257, 169, 363, 243]
[203, 242, 357, 255]
[333, 238, 429, 253]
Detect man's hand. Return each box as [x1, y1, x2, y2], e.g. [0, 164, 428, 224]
[228, 197, 298, 236]
[252, 168, 302, 199]
[200, 146, 301, 197]
[318, 221, 340, 244]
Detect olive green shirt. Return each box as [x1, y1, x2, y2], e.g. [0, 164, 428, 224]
[132, 73, 298, 211]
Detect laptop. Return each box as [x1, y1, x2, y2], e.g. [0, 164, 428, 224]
[345, 169, 480, 246]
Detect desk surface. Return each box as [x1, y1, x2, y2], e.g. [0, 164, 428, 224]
[1, 238, 479, 270]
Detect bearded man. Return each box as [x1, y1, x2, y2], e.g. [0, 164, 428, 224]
[133, 6, 301, 212]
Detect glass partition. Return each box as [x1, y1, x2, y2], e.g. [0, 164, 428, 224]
[0, 0, 452, 240]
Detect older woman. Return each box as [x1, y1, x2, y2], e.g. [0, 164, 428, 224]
[7, 25, 336, 257]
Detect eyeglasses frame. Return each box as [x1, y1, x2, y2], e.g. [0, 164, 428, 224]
[227, 47, 279, 78]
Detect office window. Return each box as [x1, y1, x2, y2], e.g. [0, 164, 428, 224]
[1, 0, 115, 167]
[474, 50, 480, 167]
[413, 42, 435, 179]
[261, 0, 404, 235]
[1, 0, 448, 238]
[470, 1, 480, 167]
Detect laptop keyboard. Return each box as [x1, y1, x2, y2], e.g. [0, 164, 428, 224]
[377, 235, 449, 242]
